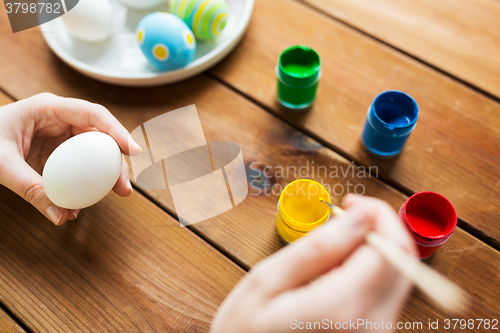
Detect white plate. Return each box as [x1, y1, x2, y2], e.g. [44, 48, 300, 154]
[40, 0, 253, 86]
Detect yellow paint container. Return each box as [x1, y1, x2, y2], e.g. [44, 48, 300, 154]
[276, 179, 331, 243]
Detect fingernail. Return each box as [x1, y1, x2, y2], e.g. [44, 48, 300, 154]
[72, 210, 80, 220]
[47, 206, 62, 225]
[128, 136, 142, 156]
[127, 179, 133, 192]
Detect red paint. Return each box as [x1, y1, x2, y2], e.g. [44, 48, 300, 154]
[399, 192, 457, 259]
[407, 207, 445, 237]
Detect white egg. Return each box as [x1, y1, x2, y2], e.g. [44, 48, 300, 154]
[119, 0, 165, 10]
[43, 132, 122, 210]
[61, 0, 114, 42]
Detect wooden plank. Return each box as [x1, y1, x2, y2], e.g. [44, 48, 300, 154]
[0, 172, 243, 331]
[0, 92, 243, 333]
[207, 0, 500, 246]
[0, 91, 12, 106]
[299, 0, 500, 99]
[0, 186, 244, 332]
[0, 12, 499, 329]
[0, 309, 26, 333]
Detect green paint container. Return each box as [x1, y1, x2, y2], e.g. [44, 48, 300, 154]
[276, 45, 322, 110]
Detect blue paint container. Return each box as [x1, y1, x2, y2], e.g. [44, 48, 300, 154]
[361, 90, 419, 158]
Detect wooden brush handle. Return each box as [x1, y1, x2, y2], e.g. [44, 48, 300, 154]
[329, 204, 467, 312]
[331, 206, 345, 217]
[366, 232, 467, 313]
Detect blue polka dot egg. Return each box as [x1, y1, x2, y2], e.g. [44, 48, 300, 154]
[137, 13, 196, 71]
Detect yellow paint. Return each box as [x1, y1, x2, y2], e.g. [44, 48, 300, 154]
[276, 179, 331, 244]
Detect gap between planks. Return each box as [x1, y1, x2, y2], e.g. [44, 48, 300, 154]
[0, 66, 498, 333]
[0, 61, 498, 259]
[0, 3, 498, 330]
[0, 52, 498, 255]
[206, 73, 500, 253]
[289, 0, 500, 105]
[0, 300, 32, 333]
[0, 85, 249, 333]
[130, 184, 252, 271]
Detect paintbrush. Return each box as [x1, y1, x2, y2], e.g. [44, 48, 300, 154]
[319, 197, 468, 313]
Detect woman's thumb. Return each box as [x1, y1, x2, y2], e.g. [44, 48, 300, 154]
[0, 152, 68, 225]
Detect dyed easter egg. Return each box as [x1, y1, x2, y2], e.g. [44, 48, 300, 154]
[136, 13, 196, 71]
[170, 0, 229, 41]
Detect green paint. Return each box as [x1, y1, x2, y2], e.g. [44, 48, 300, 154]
[276, 45, 321, 110]
[283, 63, 319, 78]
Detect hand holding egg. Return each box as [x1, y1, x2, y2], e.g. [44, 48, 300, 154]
[0, 93, 142, 226]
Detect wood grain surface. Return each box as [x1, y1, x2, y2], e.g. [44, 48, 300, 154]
[0, 2, 499, 332]
[0, 309, 25, 333]
[0, 21, 499, 332]
[0, 186, 244, 333]
[299, 0, 500, 98]
[0, 91, 243, 332]
[0, 90, 12, 106]
[208, 0, 500, 246]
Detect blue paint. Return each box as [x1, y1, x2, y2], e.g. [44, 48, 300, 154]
[361, 91, 419, 158]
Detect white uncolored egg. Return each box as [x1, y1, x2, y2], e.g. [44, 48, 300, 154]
[43, 132, 122, 210]
[61, 0, 114, 42]
[119, 0, 165, 10]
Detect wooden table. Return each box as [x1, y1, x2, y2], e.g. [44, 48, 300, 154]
[1, 0, 499, 331]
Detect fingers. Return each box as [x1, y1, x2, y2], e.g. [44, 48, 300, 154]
[67, 209, 81, 221]
[246, 195, 414, 317]
[267, 245, 411, 327]
[247, 208, 372, 297]
[0, 146, 69, 226]
[310, 245, 402, 306]
[312, 244, 411, 317]
[272, 196, 416, 321]
[25, 93, 142, 156]
[343, 194, 418, 256]
[113, 156, 133, 197]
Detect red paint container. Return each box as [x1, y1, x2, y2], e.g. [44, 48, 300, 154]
[399, 192, 457, 259]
